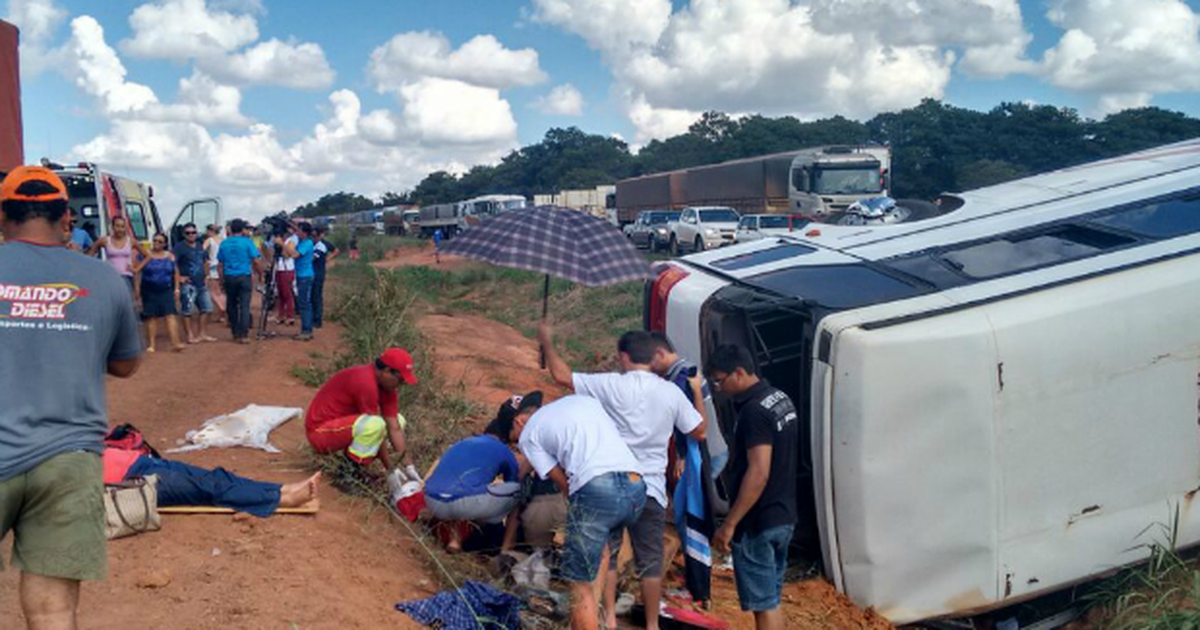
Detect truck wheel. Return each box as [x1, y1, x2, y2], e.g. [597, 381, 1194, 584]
[694, 236, 705, 253]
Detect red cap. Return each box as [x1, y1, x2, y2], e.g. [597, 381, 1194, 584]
[379, 348, 418, 385]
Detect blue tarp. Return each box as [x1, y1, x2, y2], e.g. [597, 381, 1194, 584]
[396, 580, 523, 630]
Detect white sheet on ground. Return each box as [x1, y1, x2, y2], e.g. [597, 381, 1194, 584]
[166, 404, 301, 454]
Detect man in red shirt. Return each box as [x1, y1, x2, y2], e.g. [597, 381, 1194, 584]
[307, 348, 418, 471]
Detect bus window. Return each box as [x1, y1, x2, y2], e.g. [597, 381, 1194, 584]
[125, 201, 149, 240]
[1089, 194, 1200, 239]
[939, 225, 1134, 280]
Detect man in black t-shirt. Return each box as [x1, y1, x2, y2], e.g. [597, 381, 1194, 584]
[706, 344, 797, 630]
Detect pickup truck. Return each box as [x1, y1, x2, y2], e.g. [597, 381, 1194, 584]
[667, 206, 740, 256]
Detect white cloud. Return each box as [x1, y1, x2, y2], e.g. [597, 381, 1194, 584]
[141, 71, 250, 126]
[625, 92, 699, 142]
[398, 78, 518, 146]
[121, 0, 258, 61]
[65, 16, 158, 115]
[534, 83, 584, 116]
[532, 0, 671, 60]
[368, 31, 546, 92]
[1040, 0, 1200, 106]
[207, 38, 334, 89]
[5, 0, 68, 75]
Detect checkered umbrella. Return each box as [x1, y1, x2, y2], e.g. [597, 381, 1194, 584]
[440, 205, 649, 287]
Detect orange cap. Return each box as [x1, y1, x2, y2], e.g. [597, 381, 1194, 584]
[1, 166, 68, 203]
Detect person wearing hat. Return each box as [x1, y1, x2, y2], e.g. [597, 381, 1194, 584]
[0, 166, 143, 630]
[306, 348, 419, 476]
[423, 392, 544, 553]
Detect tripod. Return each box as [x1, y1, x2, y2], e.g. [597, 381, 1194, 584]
[256, 243, 283, 339]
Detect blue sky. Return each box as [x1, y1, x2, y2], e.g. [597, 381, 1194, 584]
[8, 0, 1200, 217]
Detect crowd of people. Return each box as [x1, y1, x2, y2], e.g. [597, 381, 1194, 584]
[63, 208, 340, 347]
[1, 164, 799, 630]
[304, 323, 799, 630]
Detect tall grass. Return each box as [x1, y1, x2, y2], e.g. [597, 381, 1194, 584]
[1084, 506, 1200, 629]
[292, 263, 477, 471]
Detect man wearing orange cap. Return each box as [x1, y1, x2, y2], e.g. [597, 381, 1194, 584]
[306, 348, 419, 478]
[0, 166, 143, 630]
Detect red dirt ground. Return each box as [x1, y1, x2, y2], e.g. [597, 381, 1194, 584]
[0, 250, 895, 630]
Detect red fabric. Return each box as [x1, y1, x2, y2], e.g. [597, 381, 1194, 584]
[0, 20, 21, 173]
[102, 448, 144, 484]
[396, 491, 426, 522]
[661, 606, 730, 630]
[305, 413, 358, 454]
[275, 270, 296, 320]
[306, 364, 398, 430]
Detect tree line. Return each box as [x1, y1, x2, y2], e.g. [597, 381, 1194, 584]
[293, 99, 1200, 218]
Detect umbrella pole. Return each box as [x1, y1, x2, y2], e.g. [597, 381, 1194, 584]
[540, 274, 549, 369]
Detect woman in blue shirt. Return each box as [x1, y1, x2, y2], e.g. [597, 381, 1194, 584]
[424, 391, 543, 552]
[133, 233, 185, 353]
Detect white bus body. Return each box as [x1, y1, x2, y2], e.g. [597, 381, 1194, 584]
[646, 138, 1200, 623]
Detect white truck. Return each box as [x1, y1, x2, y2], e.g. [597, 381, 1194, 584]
[666, 206, 741, 256]
[615, 145, 892, 226]
[646, 138, 1200, 624]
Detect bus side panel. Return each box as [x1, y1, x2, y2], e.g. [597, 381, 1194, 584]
[831, 311, 999, 623]
[985, 254, 1200, 601]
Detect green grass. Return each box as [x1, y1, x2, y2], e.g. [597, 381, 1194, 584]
[1083, 507, 1200, 629]
[290, 262, 478, 472]
[387, 262, 645, 371]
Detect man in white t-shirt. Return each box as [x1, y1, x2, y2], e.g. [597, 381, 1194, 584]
[512, 395, 645, 630]
[539, 323, 706, 630]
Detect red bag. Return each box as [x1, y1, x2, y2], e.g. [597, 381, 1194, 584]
[104, 424, 161, 458]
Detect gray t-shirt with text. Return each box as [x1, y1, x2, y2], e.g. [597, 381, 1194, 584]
[0, 241, 142, 480]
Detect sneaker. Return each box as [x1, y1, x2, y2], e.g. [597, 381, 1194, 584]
[293, 333, 314, 341]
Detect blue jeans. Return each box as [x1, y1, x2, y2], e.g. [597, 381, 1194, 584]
[179, 282, 212, 316]
[296, 275, 314, 334]
[731, 524, 794, 612]
[561, 472, 646, 583]
[313, 273, 326, 327]
[127, 457, 282, 518]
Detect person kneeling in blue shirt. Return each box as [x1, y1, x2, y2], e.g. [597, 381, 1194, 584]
[424, 391, 544, 553]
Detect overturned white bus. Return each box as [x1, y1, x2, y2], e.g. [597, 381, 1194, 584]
[646, 138, 1200, 623]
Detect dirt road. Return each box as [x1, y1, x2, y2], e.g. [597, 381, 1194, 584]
[0, 314, 434, 629]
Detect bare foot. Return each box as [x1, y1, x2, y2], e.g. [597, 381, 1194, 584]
[187, 337, 199, 344]
[146, 346, 156, 353]
[279, 472, 322, 508]
[201, 335, 219, 342]
[171, 344, 186, 353]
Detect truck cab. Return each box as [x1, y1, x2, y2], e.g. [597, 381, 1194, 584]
[668, 206, 740, 255]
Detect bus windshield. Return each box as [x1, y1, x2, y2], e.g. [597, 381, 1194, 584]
[813, 163, 883, 195]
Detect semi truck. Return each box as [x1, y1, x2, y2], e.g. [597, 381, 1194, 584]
[615, 146, 892, 226]
[646, 138, 1200, 624]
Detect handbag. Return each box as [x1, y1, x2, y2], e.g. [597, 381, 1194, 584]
[104, 475, 161, 540]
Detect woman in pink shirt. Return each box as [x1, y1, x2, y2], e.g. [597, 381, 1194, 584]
[88, 215, 146, 293]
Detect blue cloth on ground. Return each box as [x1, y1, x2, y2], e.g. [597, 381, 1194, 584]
[424, 436, 519, 502]
[126, 456, 282, 518]
[396, 580, 522, 630]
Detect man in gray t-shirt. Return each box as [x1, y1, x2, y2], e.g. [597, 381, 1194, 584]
[0, 165, 142, 630]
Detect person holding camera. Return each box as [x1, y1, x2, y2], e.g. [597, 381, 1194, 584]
[277, 222, 316, 341]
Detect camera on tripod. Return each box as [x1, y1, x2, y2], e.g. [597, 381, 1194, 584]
[255, 212, 294, 339]
[261, 212, 292, 240]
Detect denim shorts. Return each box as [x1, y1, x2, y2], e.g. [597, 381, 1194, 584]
[560, 472, 646, 583]
[731, 524, 794, 612]
[180, 282, 212, 315]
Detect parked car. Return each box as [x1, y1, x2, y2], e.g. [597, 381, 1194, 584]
[628, 210, 680, 251]
[645, 137, 1200, 624]
[734, 214, 809, 243]
[668, 206, 740, 256]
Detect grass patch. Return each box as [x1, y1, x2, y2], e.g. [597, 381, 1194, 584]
[1083, 507, 1200, 629]
[295, 262, 478, 472]
[387, 262, 644, 371]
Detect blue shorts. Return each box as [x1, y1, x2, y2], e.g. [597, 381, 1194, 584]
[731, 524, 794, 612]
[180, 282, 212, 316]
[560, 472, 646, 583]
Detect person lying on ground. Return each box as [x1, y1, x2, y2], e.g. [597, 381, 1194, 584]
[423, 392, 544, 553]
[511, 395, 645, 630]
[0, 166, 143, 630]
[306, 348, 420, 479]
[538, 323, 705, 630]
[102, 447, 320, 517]
[706, 345, 799, 630]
